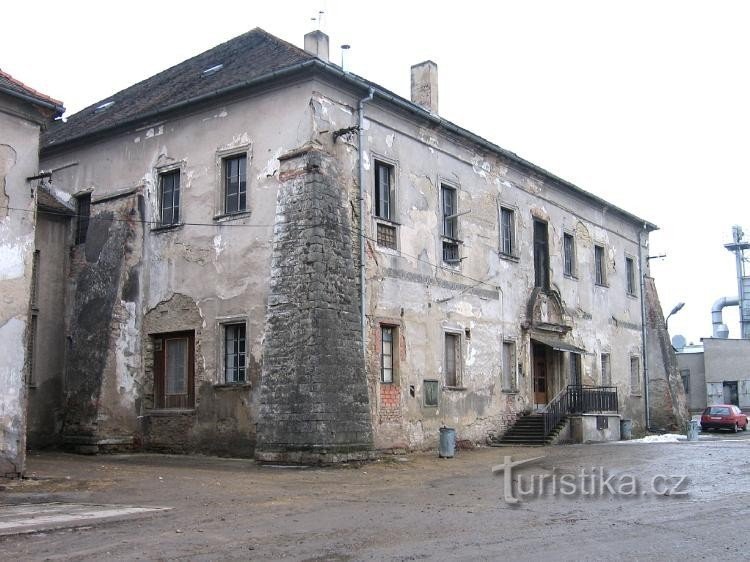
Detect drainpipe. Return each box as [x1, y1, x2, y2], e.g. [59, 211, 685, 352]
[358, 88, 375, 356]
[638, 223, 650, 430]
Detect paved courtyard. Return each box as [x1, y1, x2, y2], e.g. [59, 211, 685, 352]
[1, 432, 749, 560]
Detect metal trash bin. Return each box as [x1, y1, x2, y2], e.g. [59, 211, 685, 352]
[686, 419, 700, 441]
[620, 419, 633, 441]
[439, 426, 456, 458]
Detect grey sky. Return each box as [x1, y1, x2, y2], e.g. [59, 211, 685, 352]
[3, 0, 748, 343]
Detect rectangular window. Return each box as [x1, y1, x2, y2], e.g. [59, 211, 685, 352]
[224, 323, 246, 383]
[563, 232, 575, 277]
[424, 379, 439, 407]
[153, 331, 195, 409]
[444, 332, 461, 387]
[75, 193, 91, 245]
[569, 353, 581, 386]
[223, 154, 247, 214]
[27, 314, 37, 386]
[381, 326, 395, 383]
[159, 170, 181, 226]
[441, 184, 457, 239]
[630, 356, 641, 394]
[376, 222, 397, 249]
[626, 256, 636, 295]
[374, 161, 394, 220]
[601, 353, 611, 386]
[533, 220, 550, 289]
[680, 368, 690, 394]
[31, 250, 40, 309]
[500, 207, 515, 256]
[502, 341, 517, 392]
[595, 244, 606, 285]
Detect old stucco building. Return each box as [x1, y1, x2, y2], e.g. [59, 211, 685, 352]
[0, 70, 64, 476]
[4, 29, 685, 465]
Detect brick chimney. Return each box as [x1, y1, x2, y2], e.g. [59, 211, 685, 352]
[304, 30, 329, 62]
[410, 60, 438, 114]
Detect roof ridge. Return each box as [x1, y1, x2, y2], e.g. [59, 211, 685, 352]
[0, 68, 64, 107]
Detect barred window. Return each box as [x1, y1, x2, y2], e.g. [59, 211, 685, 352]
[377, 223, 397, 249]
[224, 323, 247, 383]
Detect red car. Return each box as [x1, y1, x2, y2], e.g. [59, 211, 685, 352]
[701, 405, 748, 432]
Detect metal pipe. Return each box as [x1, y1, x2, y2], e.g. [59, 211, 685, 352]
[711, 296, 738, 338]
[358, 88, 375, 356]
[638, 223, 650, 430]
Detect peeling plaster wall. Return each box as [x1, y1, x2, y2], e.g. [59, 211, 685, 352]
[0, 95, 44, 476]
[40, 81, 316, 454]
[307, 79, 653, 447]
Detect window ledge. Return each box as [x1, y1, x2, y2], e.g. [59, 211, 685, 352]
[501, 389, 519, 394]
[443, 386, 467, 391]
[595, 283, 609, 289]
[151, 222, 184, 233]
[627, 292, 639, 299]
[498, 252, 520, 263]
[564, 273, 578, 280]
[214, 210, 252, 222]
[213, 382, 251, 390]
[145, 408, 196, 416]
[374, 217, 401, 226]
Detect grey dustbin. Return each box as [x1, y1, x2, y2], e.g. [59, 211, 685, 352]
[620, 419, 633, 441]
[439, 426, 456, 458]
[686, 419, 700, 441]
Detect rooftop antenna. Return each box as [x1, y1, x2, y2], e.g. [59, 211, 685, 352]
[340, 44, 351, 70]
[310, 10, 325, 29]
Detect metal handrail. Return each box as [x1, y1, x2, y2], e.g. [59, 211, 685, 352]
[541, 385, 619, 438]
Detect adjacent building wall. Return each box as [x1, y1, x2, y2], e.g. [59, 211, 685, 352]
[0, 94, 43, 476]
[676, 350, 707, 413]
[703, 338, 750, 409]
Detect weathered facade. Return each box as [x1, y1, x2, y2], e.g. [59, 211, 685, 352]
[7, 28, 685, 464]
[0, 71, 64, 476]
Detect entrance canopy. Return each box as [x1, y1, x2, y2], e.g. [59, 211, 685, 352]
[531, 334, 586, 354]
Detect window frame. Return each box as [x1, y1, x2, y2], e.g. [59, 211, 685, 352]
[440, 181, 461, 265]
[680, 368, 690, 394]
[594, 244, 607, 287]
[563, 231, 577, 278]
[156, 166, 182, 228]
[423, 379, 439, 407]
[74, 192, 91, 245]
[443, 330, 463, 388]
[372, 157, 399, 250]
[533, 219, 550, 290]
[630, 355, 641, 395]
[152, 330, 195, 409]
[601, 352, 611, 386]
[625, 255, 637, 296]
[380, 324, 398, 384]
[223, 321, 247, 384]
[499, 206, 517, 258]
[214, 145, 251, 220]
[502, 339, 518, 393]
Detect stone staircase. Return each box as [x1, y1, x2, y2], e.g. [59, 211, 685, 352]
[492, 413, 567, 446]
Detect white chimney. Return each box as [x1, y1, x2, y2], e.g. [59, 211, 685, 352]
[410, 60, 438, 114]
[304, 30, 329, 62]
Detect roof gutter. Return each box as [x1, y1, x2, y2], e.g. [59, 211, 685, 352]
[0, 86, 65, 117]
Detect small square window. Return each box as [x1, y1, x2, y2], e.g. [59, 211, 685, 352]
[159, 170, 181, 226]
[563, 232, 576, 277]
[424, 379, 439, 407]
[224, 323, 247, 383]
[595, 244, 607, 286]
[443, 240, 460, 263]
[223, 154, 247, 214]
[377, 223, 397, 249]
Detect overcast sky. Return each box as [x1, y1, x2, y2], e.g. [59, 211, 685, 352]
[3, 0, 748, 343]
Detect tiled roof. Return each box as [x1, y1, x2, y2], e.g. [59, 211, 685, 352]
[43, 28, 313, 148]
[0, 69, 64, 113]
